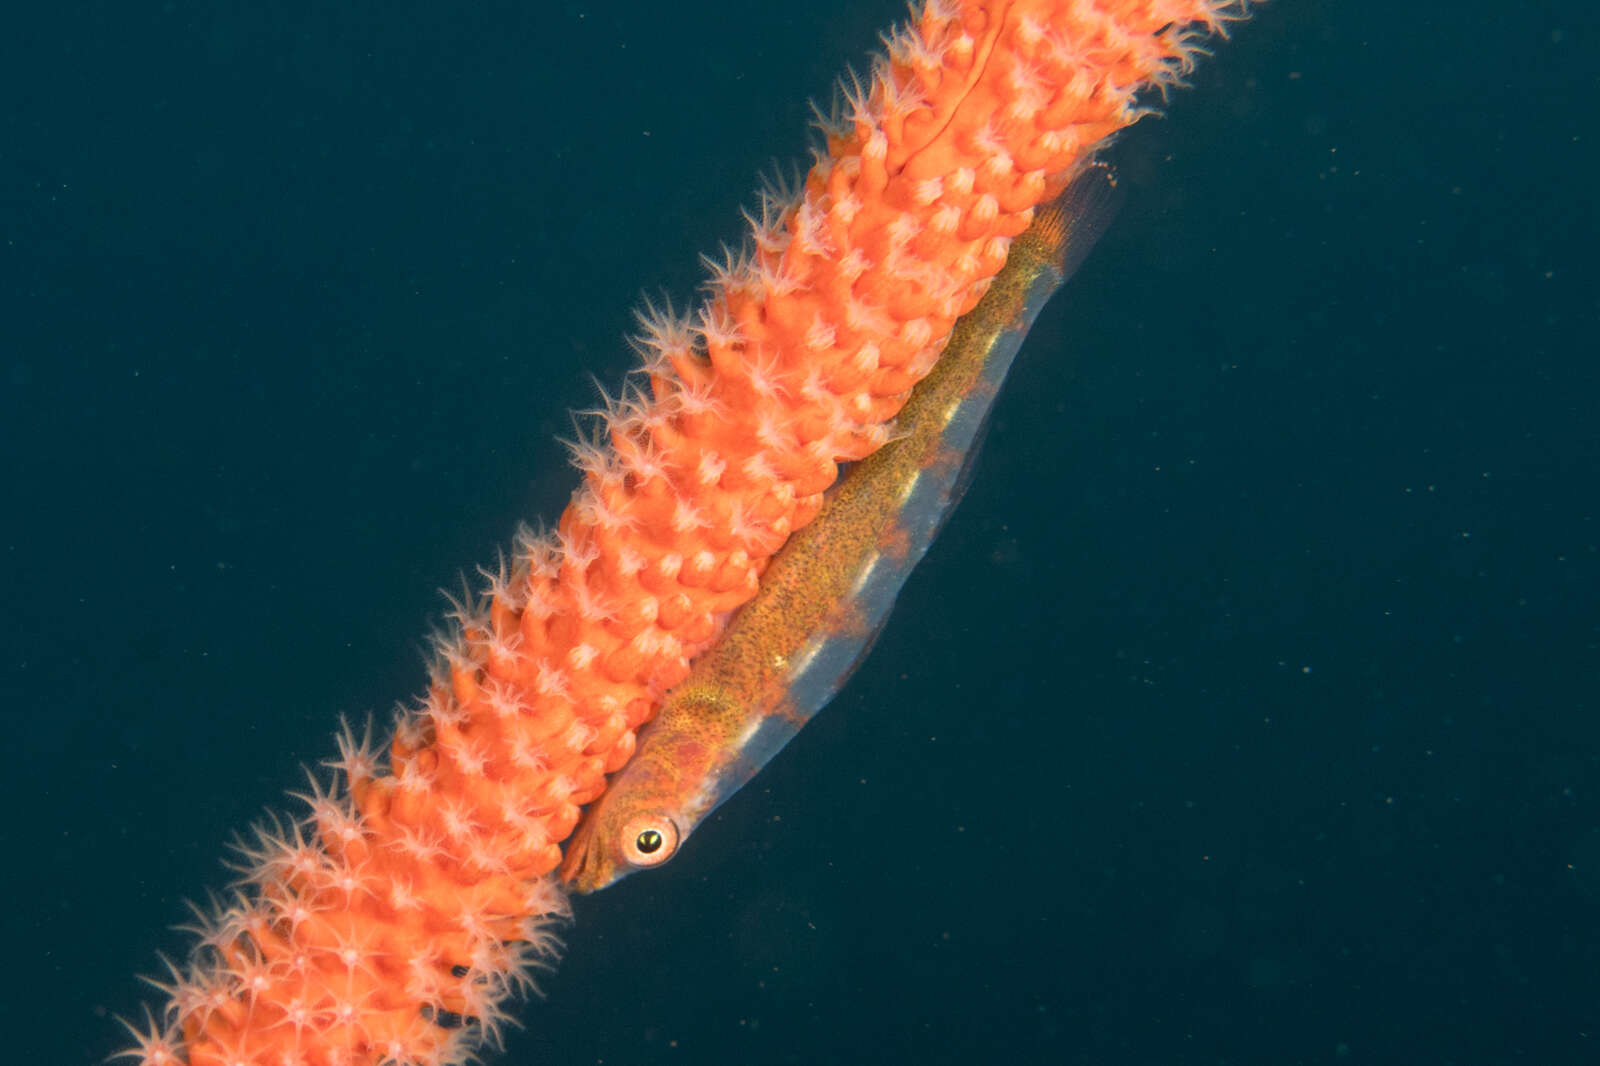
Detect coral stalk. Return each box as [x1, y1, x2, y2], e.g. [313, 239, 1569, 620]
[120, 3, 1244, 1064]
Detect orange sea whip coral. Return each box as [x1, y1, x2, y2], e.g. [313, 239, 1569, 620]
[119, 2, 1247, 1064]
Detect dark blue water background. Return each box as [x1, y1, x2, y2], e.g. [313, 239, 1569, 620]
[4, 1, 1596, 1063]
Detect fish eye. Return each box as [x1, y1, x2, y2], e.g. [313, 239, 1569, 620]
[620, 813, 680, 870]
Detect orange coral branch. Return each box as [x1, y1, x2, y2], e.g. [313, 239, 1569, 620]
[120, 3, 1248, 1064]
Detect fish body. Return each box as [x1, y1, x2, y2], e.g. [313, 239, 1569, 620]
[563, 166, 1121, 892]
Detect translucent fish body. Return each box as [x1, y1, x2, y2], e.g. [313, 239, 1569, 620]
[562, 167, 1120, 892]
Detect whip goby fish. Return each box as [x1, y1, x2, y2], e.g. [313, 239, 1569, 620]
[562, 164, 1122, 892]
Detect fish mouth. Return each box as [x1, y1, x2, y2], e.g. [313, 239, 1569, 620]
[558, 803, 613, 894]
